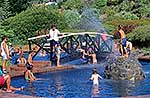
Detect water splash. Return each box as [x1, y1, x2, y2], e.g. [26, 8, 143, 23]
[77, 6, 105, 32]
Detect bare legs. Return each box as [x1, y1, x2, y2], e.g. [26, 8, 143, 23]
[2, 59, 7, 71]
[3, 75, 23, 92]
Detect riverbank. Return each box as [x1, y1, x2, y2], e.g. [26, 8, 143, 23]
[8, 61, 74, 77]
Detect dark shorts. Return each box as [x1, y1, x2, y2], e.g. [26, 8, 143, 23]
[51, 40, 59, 46]
[122, 38, 127, 47]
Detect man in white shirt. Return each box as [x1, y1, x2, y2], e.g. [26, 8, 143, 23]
[49, 24, 62, 64]
[49, 24, 61, 48]
[49, 24, 60, 42]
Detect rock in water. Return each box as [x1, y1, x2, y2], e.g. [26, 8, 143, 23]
[104, 50, 145, 81]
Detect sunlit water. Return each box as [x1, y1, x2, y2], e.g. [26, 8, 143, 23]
[11, 61, 150, 98]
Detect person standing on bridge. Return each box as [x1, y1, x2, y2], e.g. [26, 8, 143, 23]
[49, 24, 61, 48]
[49, 24, 62, 64]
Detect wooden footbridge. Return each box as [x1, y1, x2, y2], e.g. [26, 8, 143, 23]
[28, 32, 113, 63]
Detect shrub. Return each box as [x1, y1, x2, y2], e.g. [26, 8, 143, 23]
[114, 11, 139, 20]
[127, 25, 150, 47]
[92, 0, 107, 8]
[64, 10, 81, 29]
[63, 0, 84, 10]
[127, 25, 150, 42]
[1, 6, 67, 44]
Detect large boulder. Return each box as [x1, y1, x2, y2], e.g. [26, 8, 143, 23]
[104, 50, 145, 81]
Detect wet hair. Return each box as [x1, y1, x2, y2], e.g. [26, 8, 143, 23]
[2, 35, 7, 41]
[92, 68, 98, 74]
[27, 65, 33, 70]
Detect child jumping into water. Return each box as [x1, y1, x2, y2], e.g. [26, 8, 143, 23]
[90, 68, 103, 86]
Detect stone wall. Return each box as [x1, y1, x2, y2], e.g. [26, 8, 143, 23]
[104, 50, 145, 81]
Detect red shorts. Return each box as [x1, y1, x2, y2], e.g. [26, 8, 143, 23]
[0, 76, 5, 85]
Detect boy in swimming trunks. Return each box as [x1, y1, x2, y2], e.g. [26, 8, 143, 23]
[118, 25, 128, 57]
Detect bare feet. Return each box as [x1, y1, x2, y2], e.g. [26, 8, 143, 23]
[57, 65, 62, 67]
[6, 89, 13, 93]
[19, 86, 24, 90]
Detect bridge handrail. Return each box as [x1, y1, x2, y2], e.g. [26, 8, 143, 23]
[28, 32, 113, 41]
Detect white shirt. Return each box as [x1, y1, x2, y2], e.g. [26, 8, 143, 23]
[49, 29, 60, 41]
[1, 41, 9, 56]
[90, 74, 102, 85]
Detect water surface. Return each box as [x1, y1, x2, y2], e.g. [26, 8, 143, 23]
[12, 61, 150, 98]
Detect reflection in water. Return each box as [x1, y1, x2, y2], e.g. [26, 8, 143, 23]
[91, 85, 100, 98]
[54, 74, 64, 98]
[26, 82, 37, 97]
[109, 80, 136, 97]
[11, 61, 150, 97]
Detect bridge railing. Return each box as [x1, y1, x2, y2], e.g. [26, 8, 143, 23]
[28, 32, 113, 62]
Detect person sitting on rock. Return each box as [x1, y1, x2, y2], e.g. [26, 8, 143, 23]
[126, 41, 132, 55]
[0, 67, 24, 92]
[24, 65, 36, 82]
[24, 50, 36, 82]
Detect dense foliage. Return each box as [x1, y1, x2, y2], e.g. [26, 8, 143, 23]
[1, 6, 66, 44]
[0, 0, 150, 47]
[127, 25, 150, 47]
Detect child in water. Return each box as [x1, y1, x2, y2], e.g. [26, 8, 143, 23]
[55, 44, 62, 67]
[90, 68, 103, 86]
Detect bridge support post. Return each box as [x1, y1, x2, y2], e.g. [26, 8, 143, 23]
[28, 40, 32, 51]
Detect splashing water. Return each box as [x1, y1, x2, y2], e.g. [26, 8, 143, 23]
[77, 6, 105, 32]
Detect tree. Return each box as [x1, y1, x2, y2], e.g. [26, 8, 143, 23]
[0, 0, 11, 21]
[9, 0, 31, 15]
[1, 6, 66, 44]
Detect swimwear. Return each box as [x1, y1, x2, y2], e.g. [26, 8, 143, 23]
[122, 38, 127, 47]
[0, 76, 5, 85]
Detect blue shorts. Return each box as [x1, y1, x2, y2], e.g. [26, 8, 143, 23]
[122, 38, 127, 47]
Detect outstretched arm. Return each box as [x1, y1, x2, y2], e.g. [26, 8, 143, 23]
[98, 74, 103, 80]
[90, 75, 94, 80]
